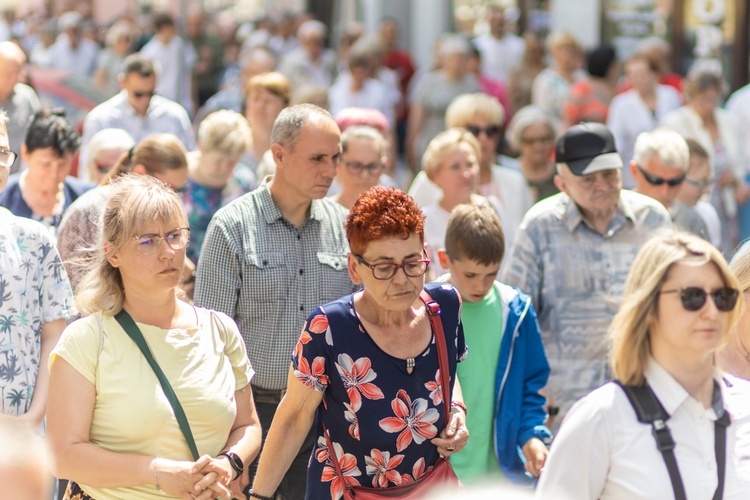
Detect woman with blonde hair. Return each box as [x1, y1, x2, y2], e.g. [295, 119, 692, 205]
[58, 133, 189, 291]
[720, 246, 750, 380]
[243, 71, 291, 171]
[48, 174, 261, 500]
[418, 128, 504, 276]
[537, 230, 750, 498]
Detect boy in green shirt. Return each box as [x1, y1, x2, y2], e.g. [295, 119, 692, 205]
[438, 204, 551, 484]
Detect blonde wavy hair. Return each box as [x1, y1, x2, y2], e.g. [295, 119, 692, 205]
[75, 174, 188, 316]
[609, 230, 743, 385]
[421, 127, 480, 181]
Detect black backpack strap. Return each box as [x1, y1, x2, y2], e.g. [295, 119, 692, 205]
[613, 381, 686, 500]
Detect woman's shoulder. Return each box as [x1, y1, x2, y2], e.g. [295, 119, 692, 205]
[423, 282, 460, 308]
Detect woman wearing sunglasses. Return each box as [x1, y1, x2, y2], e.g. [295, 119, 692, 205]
[249, 187, 468, 500]
[536, 230, 750, 498]
[47, 174, 262, 500]
[720, 245, 750, 380]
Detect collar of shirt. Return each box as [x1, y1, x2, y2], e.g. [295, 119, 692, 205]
[257, 177, 327, 225]
[114, 91, 165, 119]
[561, 190, 635, 235]
[645, 357, 726, 421]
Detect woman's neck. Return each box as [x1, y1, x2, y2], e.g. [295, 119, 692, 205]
[438, 193, 472, 213]
[655, 352, 715, 408]
[122, 290, 183, 330]
[520, 158, 555, 183]
[355, 291, 417, 330]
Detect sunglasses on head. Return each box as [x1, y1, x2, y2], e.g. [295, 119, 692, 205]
[466, 124, 500, 138]
[660, 287, 739, 312]
[636, 164, 685, 187]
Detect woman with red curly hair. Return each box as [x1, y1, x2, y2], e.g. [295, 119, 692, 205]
[249, 186, 468, 499]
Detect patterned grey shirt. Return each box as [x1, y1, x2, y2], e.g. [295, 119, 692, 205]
[501, 189, 671, 428]
[194, 181, 357, 390]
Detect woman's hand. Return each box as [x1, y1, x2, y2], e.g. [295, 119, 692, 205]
[189, 455, 234, 500]
[521, 437, 549, 477]
[152, 457, 220, 500]
[430, 407, 469, 457]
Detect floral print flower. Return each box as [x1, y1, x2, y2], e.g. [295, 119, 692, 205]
[379, 390, 439, 451]
[401, 457, 434, 484]
[344, 402, 360, 440]
[294, 355, 329, 391]
[424, 369, 442, 406]
[320, 439, 362, 500]
[335, 353, 384, 407]
[365, 448, 405, 488]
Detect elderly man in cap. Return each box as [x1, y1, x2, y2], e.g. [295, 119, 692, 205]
[502, 122, 671, 430]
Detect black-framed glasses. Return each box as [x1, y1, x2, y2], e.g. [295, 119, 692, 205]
[132, 90, 156, 99]
[133, 227, 190, 255]
[343, 160, 384, 175]
[353, 254, 430, 280]
[660, 287, 739, 312]
[0, 149, 17, 169]
[466, 124, 501, 138]
[683, 177, 713, 190]
[636, 164, 685, 187]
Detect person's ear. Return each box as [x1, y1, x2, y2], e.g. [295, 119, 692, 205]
[271, 143, 285, 170]
[104, 242, 121, 268]
[553, 172, 566, 194]
[629, 160, 638, 182]
[437, 249, 450, 270]
[118, 74, 126, 90]
[347, 253, 362, 285]
[132, 164, 147, 175]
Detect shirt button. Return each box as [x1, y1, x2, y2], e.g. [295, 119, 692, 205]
[297, 234, 301, 240]
[300, 305, 304, 311]
[299, 269, 304, 275]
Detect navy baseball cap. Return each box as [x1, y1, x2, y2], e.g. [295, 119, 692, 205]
[555, 122, 623, 176]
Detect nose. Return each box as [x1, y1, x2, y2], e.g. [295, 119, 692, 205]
[391, 266, 409, 285]
[700, 294, 720, 318]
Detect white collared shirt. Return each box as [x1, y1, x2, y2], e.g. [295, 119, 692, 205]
[536, 359, 750, 499]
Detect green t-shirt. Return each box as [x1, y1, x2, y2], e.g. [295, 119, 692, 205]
[451, 284, 504, 483]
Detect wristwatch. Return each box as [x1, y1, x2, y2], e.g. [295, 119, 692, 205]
[218, 451, 244, 481]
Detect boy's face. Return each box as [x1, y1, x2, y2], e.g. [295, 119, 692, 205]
[438, 251, 500, 302]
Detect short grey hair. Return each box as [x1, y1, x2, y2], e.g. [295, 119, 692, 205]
[341, 125, 386, 157]
[271, 103, 334, 151]
[297, 19, 327, 40]
[633, 128, 689, 171]
[506, 105, 556, 151]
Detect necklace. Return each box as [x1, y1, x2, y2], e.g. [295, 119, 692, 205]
[406, 357, 415, 374]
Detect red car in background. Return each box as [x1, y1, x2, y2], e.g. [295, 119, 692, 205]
[25, 66, 109, 176]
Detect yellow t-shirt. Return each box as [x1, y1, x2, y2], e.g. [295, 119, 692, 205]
[50, 307, 254, 500]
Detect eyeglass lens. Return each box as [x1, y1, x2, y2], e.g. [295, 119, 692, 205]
[677, 287, 739, 312]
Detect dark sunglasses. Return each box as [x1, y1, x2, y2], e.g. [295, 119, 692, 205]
[683, 177, 713, 190]
[133, 90, 156, 99]
[660, 287, 739, 312]
[636, 164, 685, 187]
[466, 124, 500, 138]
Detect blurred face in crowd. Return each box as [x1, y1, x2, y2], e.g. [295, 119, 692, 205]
[489, 9, 506, 38]
[199, 149, 242, 186]
[553, 43, 582, 73]
[246, 87, 287, 131]
[379, 20, 398, 48]
[338, 136, 384, 198]
[0, 43, 24, 99]
[690, 88, 721, 122]
[627, 58, 657, 95]
[21, 146, 74, 195]
[121, 72, 157, 116]
[555, 165, 622, 222]
[302, 32, 326, 60]
[519, 122, 555, 167]
[89, 147, 127, 185]
[678, 155, 712, 207]
[441, 51, 468, 78]
[631, 155, 685, 209]
[464, 115, 502, 169]
[431, 142, 479, 204]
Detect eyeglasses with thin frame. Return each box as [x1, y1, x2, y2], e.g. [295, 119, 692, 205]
[0, 149, 17, 169]
[133, 227, 190, 255]
[343, 160, 384, 175]
[520, 135, 554, 146]
[636, 164, 685, 187]
[353, 253, 430, 280]
[683, 177, 713, 190]
[659, 286, 739, 312]
[466, 124, 501, 139]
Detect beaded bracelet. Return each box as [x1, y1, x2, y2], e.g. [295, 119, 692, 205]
[153, 457, 166, 495]
[246, 489, 274, 500]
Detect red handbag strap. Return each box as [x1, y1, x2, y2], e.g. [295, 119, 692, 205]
[324, 290, 453, 492]
[419, 290, 452, 420]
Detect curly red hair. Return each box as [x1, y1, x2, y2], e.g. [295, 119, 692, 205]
[346, 186, 425, 254]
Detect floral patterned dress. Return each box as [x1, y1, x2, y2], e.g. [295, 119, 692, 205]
[292, 282, 467, 499]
